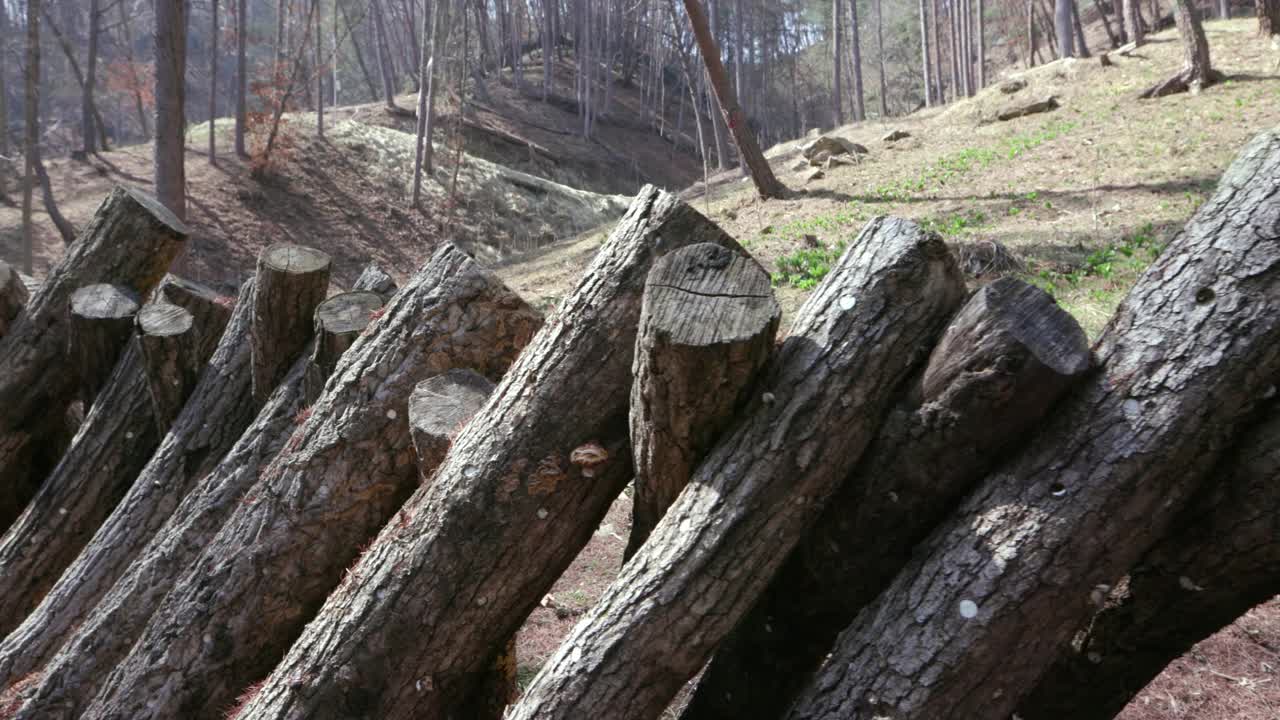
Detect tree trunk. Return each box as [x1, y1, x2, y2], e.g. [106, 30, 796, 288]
[137, 302, 203, 434]
[846, 0, 866, 120]
[231, 187, 745, 720]
[0, 186, 186, 531]
[83, 0, 102, 154]
[315, 0, 324, 137]
[249, 244, 332, 409]
[0, 0, 9, 169]
[832, 0, 843, 126]
[412, 0, 435, 207]
[1056, 0, 1075, 56]
[920, 0, 933, 105]
[115, 1, 151, 138]
[84, 245, 541, 720]
[683, 0, 787, 199]
[68, 283, 141, 409]
[1125, 0, 1146, 46]
[1261, 0, 1280, 35]
[1113, 0, 1129, 42]
[338, 0, 380, 102]
[32, 156, 77, 245]
[782, 127, 1280, 720]
[1017, 404, 1280, 719]
[236, 0, 248, 156]
[208, 0, 218, 161]
[154, 0, 188, 222]
[931, 0, 944, 101]
[624, 242, 779, 561]
[0, 262, 30, 340]
[704, 0, 730, 169]
[1095, 0, 1121, 46]
[1029, 0, 1039, 65]
[1140, 0, 1217, 97]
[158, 274, 235, 360]
[682, 278, 1091, 720]
[508, 217, 966, 720]
[422, 0, 453, 176]
[372, 0, 398, 108]
[977, 0, 986, 86]
[875, 0, 888, 115]
[1071, 0, 1092, 56]
[302, 291, 385, 405]
[21, 0, 38, 276]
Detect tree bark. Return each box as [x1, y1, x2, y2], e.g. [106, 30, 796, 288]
[352, 262, 399, 300]
[0, 186, 186, 530]
[624, 242, 779, 561]
[236, 0, 248, 156]
[250, 243, 332, 409]
[920, 0, 933, 105]
[1140, 0, 1217, 97]
[137, 302, 202, 434]
[832, 0, 843, 126]
[232, 187, 746, 720]
[32, 156, 76, 246]
[158, 274, 234, 361]
[846, 0, 866, 121]
[0, 0, 9, 169]
[1095, 0, 1121, 46]
[83, 0, 103, 153]
[68, 283, 141, 409]
[875, 0, 888, 114]
[1055, 0, 1075, 56]
[412, 0, 435, 206]
[0, 262, 30, 340]
[977, 0, 987, 86]
[20, 0, 38, 276]
[372, 0, 399, 109]
[1125, 0, 1146, 46]
[154, 0, 189, 222]
[84, 245, 541, 720]
[782, 127, 1280, 720]
[422, 0, 453, 176]
[302, 290, 385, 405]
[1071, 0, 1092, 56]
[683, 278, 1091, 720]
[1261, 0, 1280, 35]
[209, 0, 219, 161]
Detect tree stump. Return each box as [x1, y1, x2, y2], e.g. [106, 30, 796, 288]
[68, 283, 141, 409]
[233, 186, 746, 720]
[353, 262, 399, 300]
[782, 126, 1280, 720]
[683, 278, 1091, 720]
[0, 261, 29, 339]
[303, 291, 384, 405]
[625, 242, 779, 561]
[158, 274, 233, 360]
[0, 185, 186, 530]
[137, 302, 202, 435]
[80, 245, 541, 720]
[250, 243, 331, 408]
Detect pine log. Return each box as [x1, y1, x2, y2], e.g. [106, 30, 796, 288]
[1016, 404, 1280, 719]
[782, 126, 1280, 720]
[303, 291, 384, 405]
[0, 280, 259, 693]
[682, 278, 1091, 720]
[136, 303, 202, 435]
[0, 185, 187, 529]
[625, 242, 779, 560]
[68, 283, 141, 409]
[81, 244, 541, 720]
[353, 262, 399, 300]
[232, 186, 747, 720]
[506, 217, 966, 720]
[250, 243, 331, 408]
[158, 274, 233, 359]
[0, 261, 29, 339]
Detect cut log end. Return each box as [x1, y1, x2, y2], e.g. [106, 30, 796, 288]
[137, 302, 202, 436]
[137, 302, 195, 338]
[409, 369, 496, 476]
[251, 243, 333, 408]
[262, 243, 332, 275]
[642, 243, 779, 347]
[304, 291, 386, 405]
[69, 283, 142, 408]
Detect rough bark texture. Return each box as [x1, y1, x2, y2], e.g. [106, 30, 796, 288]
[85, 245, 541, 720]
[352, 262, 399, 300]
[303, 291, 385, 405]
[506, 217, 966, 720]
[408, 369, 496, 474]
[1017, 403, 1280, 719]
[153, 0, 188, 222]
[783, 127, 1280, 720]
[137, 302, 202, 435]
[158, 274, 234, 360]
[68, 283, 141, 408]
[624, 242, 779, 561]
[0, 261, 30, 340]
[1140, 0, 1217, 97]
[250, 243, 332, 408]
[0, 279, 257, 693]
[234, 186, 745, 720]
[1260, 0, 1280, 35]
[0, 186, 186, 530]
[683, 278, 1092, 720]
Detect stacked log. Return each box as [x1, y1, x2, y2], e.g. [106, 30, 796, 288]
[0, 261, 29, 338]
[157, 274, 233, 360]
[250, 243, 332, 408]
[68, 283, 141, 408]
[0, 186, 187, 528]
[136, 302, 203, 433]
[303, 291, 385, 404]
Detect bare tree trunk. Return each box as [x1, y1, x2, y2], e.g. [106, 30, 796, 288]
[977, 0, 986, 86]
[1126, 0, 1146, 45]
[875, 0, 888, 114]
[1261, 0, 1280, 34]
[832, 0, 843, 126]
[83, 0, 102, 153]
[783, 127, 1280, 720]
[920, 0, 933, 105]
[1140, 0, 1217, 96]
[931, 0, 944, 101]
[0, 0, 9, 171]
[1055, 0, 1076, 56]
[68, 283, 142, 409]
[155, 0, 189, 222]
[32, 156, 76, 245]
[704, 0, 729, 168]
[235, 0, 248, 156]
[21, 0, 38, 276]
[372, 0, 398, 108]
[422, 0, 453, 176]
[1071, 0, 1091, 56]
[412, 0, 434, 206]
[1095, 0, 1121, 46]
[315, 0, 324, 137]
[339, 0, 380, 100]
[846, 0, 865, 120]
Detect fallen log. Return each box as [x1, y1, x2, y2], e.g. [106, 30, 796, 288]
[303, 291, 385, 405]
[0, 261, 28, 339]
[137, 303, 201, 434]
[0, 185, 187, 529]
[251, 243, 332, 408]
[1016, 404, 1280, 719]
[233, 186, 745, 720]
[506, 217, 966, 720]
[996, 95, 1060, 121]
[81, 244, 541, 720]
[682, 278, 1091, 720]
[68, 283, 141, 408]
[782, 126, 1280, 720]
[624, 242, 779, 561]
[158, 274, 233, 360]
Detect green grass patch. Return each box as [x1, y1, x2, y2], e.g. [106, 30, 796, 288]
[774, 240, 848, 290]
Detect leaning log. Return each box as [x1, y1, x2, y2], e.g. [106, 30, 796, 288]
[233, 186, 746, 720]
[136, 303, 203, 435]
[506, 217, 967, 720]
[68, 283, 142, 408]
[782, 126, 1280, 720]
[81, 245, 541, 720]
[682, 278, 1091, 720]
[303, 291, 385, 405]
[250, 243, 332, 408]
[0, 261, 29, 339]
[157, 274, 233, 360]
[625, 242, 779, 560]
[0, 185, 187, 529]
[1016, 405, 1280, 719]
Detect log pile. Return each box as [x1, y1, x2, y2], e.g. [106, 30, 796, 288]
[0, 128, 1276, 720]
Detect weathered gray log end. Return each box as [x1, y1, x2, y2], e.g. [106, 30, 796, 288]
[0, 261, 29, 339]
[683, 277, 1092, 720]
[137, 303, 202, 436]
[303, 291, 385, 405]
[158, 274, 233, 359]
[250, 243, 332, 409]
[409, 369, 496, 477]
[353, 262, 399, 299]
[69, 283, 142, 409]
[625, 242, 780, 560]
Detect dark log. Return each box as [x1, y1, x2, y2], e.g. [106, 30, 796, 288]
[232, 186, 746, 720]
[1017, 404, 1280, 719]
[996, 95, 1060, 121]
[353, 262, 399, 300]
[81, 244, 541, 720]
[0, 185, 186, 530]
[0, 261, 29, 339]
[682, 278, 1091, 720]
[250, 243, 331, 408]
[136, 302, 201, 435]
[68, 283, 140, 409]
[157, 274, 233, 359]
[303, 291, 384, 405]
[0, 280, 259, 693]
[624, 242, 779, 561]
[782, 127, 1280, 720]
[506, 217, 967, 720]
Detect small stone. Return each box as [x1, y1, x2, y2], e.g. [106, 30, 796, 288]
[959, 599, 979, 619]
[999, 78, 1028, 94]
[803, 234, 820, 247]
